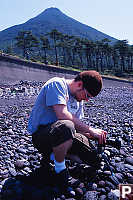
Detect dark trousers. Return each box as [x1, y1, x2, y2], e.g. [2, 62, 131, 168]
[32, 120, 75, 157]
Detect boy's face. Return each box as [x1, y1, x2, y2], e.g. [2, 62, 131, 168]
[73, 81, 93, 102]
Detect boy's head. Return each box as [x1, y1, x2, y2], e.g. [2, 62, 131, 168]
[75, 70, 103, 97]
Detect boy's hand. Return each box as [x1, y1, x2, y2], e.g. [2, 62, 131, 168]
[89, 127, 107, 144]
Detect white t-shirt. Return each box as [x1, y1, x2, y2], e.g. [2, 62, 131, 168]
[28, 77, 84, 134]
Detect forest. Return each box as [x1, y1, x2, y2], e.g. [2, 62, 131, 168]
[1, 29, 133, 77]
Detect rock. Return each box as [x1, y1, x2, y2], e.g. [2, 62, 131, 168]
[115, 157, 121, 162]
[8, 168, 17, 177]
[0, 80, 133, 199]
[124, 164, 133, 171]
[108, 175, 119, 186]
[75, 187, 84, 196]
[98, 180, 105, 187]
[115, 173, 124, 183]
[103, 171, 112, 176]
[79, 182, 85, 188]
[83, 191, 99, 200]
[15, 159, 27, 169]
[91, 183, 97, 190]
[97, 187, 106, 194]
[69, 178, 80, 188]
[115, 163, 125, 172]
[110, 148, 119, 155]
[8, 129, 14, 134]
[105, 186, 111, 193]
[110, 189, 120, 198]
[16, 147, 27, 154]
[105, 181, 116, 190]
[127, 176, 133, 184]
[99, 194, 107, 200]
[125, 156, 133, 165]
[119, 149, 127, 157]
[107, 191, 118, 200]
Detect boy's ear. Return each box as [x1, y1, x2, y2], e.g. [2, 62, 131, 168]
[77, 81, 83, 89]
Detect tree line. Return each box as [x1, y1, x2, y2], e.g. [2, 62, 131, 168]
[2, 29, 133, 75]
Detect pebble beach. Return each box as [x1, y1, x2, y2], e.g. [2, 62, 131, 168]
[0, 78, 133, 200]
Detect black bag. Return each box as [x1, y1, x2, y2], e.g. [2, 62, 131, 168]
[68, 133, 101, 168]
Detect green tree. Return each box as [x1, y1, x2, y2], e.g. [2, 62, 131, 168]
[15, 31, 39, 59]
[82, 39, 95, 68]
[4, 46, 14, 55]
[126, 45, 133, 71]
[46, 29, 62, 65]
[64, 35, 76, 66]
[40, 35, 50, 64]
[73, 37, 84, 68]
[114, 40, 129, 72]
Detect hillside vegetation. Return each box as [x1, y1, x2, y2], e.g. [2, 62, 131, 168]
[0, 8, 133, 77]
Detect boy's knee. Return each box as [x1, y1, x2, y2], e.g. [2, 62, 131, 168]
[51, 120, 75, 148]
[62, 120, 75, 133]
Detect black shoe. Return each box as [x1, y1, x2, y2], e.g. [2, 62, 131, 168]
[55, 169, 75, 196]
[40, 157, 54, 170]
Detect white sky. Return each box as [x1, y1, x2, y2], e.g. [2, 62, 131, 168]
[1, 0, 133, 44]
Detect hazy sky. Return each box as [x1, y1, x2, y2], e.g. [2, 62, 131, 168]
[1, 0, 133, 44]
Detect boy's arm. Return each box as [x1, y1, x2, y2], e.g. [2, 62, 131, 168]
[53, 104, 107, 144]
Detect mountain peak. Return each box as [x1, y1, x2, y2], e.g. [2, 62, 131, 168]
[0, 7, 117, 49]
[44, 7, 61, 13]
[35, 7, 63, 19]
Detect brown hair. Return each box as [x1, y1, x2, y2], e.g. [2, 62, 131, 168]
[75, 70, 103, 97]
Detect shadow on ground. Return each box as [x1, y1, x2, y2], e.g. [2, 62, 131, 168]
[1, 166, 57, 200]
